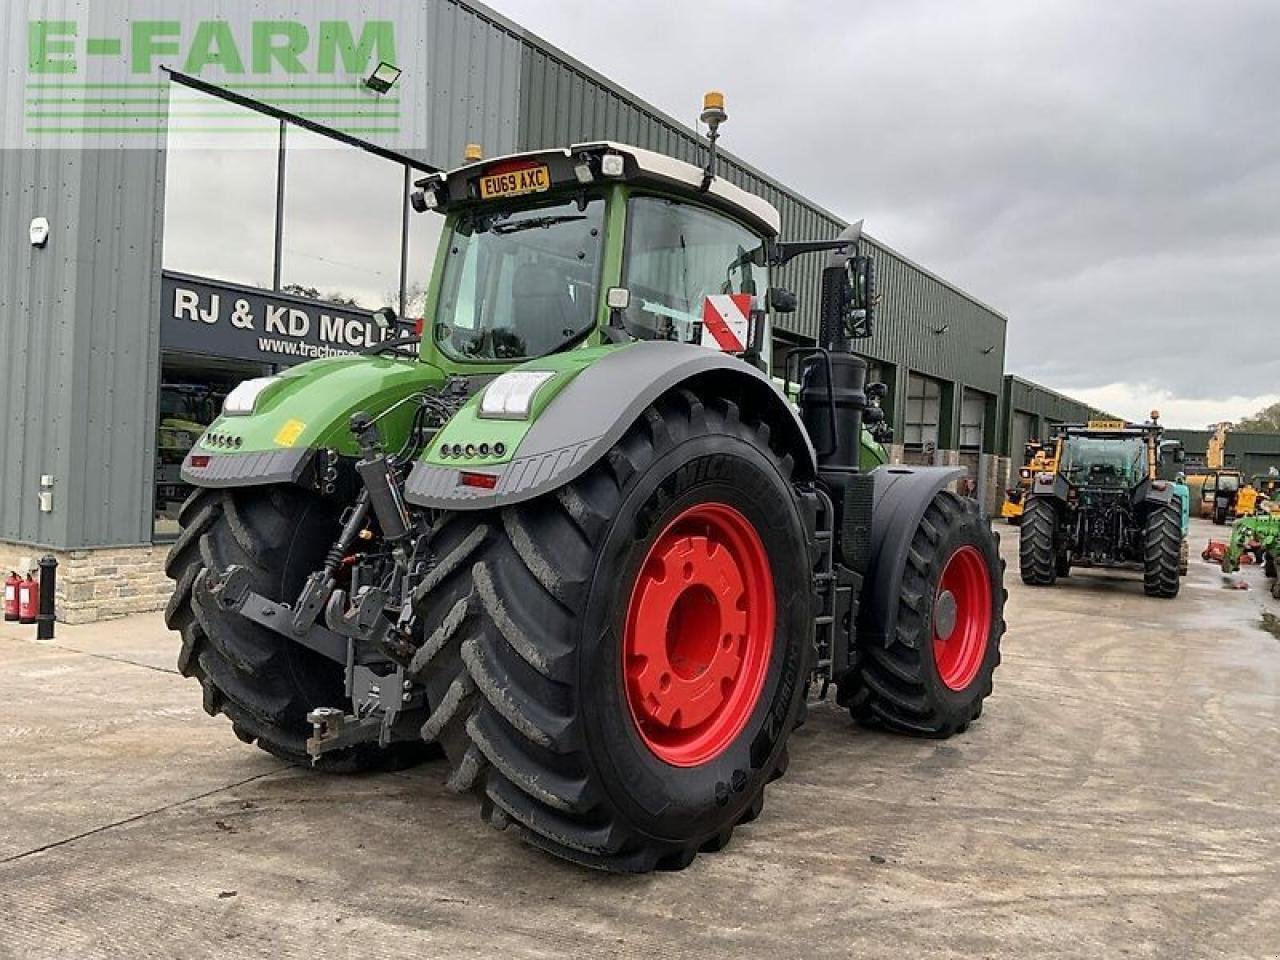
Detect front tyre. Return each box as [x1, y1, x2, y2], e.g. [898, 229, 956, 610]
[1143, 504, 1182, 598]
[842, 491, 1005, 737]
[1018, 496, 1058, 585]
[410, 391, 810, 872]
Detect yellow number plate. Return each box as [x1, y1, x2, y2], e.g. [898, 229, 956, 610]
[479, 165, 551, 200]
[1087, 419, 1127, 430]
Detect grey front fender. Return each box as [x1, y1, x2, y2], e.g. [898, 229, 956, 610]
[404, 340, 818, 510]
[857, 465, 966, 647]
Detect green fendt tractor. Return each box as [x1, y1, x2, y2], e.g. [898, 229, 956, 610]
[167, 94, 1005, 872]
[1019, 417, 1186, 597]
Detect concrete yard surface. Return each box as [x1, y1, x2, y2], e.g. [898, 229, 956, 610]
[1, 516, 1278, 959]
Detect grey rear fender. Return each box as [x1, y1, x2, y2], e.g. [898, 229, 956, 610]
[1141, 480, 1176, 506]
[404, 340, 817, 510]
[856, 465, 966, 647]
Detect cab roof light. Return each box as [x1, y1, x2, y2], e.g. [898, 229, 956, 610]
[411, 179, 443, 213]
[599, 152, 625, 178]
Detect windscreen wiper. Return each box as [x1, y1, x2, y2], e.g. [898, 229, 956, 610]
[490, 214, 586, 235]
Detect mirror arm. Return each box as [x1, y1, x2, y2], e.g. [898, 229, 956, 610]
[770, 239, 854, 267]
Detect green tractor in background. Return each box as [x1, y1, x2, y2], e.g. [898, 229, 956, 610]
[167, 94, 1005, 872]
[1018, 417, 1186, 597]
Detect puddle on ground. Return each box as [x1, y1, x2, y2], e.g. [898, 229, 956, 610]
[1259, 611, 1280, 641]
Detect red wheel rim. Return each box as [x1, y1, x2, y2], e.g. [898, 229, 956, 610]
[623, 502, 775, 767]
[932, 545, 993, 691]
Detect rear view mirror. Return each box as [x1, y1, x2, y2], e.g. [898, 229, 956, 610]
[819, 254, 876, 341]
[767, 287, 797, 314]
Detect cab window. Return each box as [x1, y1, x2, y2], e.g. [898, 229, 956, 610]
[622, 197, 764, 344]
[434, 197, 605, 361]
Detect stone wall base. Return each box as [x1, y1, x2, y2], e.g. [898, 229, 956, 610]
[0, 540, 172, 625]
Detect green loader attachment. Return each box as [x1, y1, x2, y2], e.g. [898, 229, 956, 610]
[166, 93, 1004, 872]
[1221, 514, 1280, 598]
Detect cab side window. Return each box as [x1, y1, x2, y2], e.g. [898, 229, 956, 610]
[622, 197, 764, 344]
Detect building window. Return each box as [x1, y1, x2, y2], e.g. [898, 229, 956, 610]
[162, 88, 280, 288]
[904, 373, 942, 448]
[279, 125, 406, 309]
[960, 389, 988, 451]
[153, 354, 272, 539]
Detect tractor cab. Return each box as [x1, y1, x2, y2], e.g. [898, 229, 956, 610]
[1049, 416, 1183, 491]
[410, 139, 783, 372]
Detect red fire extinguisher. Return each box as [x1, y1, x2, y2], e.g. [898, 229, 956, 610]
[18, 573, 38, 625]
[3, 571, 21, 621]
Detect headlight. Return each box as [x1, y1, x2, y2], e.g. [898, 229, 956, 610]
[222, 377, 279, 416]
[478, 370, 555, 420]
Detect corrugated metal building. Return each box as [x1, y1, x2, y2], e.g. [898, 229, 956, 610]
[999, 375, 1113, 460]
[2, 0, 1011, 619]
[1165, 430, 1280, 478]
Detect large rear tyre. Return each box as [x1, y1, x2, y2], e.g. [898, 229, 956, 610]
[1143, 504, 1182, 598]
[1018, 496, 1058, 586]
[841, 491, 1004, 737]
[165, 487, 432, 772]
[1179, 538, 1190, 577]
[409, 391, 811, 872]
[1213, 505, 1227, 525]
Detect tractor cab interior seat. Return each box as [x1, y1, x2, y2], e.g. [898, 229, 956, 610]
[507, 263, 582, 357]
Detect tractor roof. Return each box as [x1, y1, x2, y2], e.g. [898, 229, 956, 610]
[1056, 419, 1161, 440]
[417, 141, 782, 237]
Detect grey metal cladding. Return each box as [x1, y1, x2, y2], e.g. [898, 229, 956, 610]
[403, 340, 817, 511]
[1005, 376, 1099, 423]
[180, 448, 312, 488]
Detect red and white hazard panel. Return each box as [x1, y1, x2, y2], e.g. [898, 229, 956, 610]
[700, 294, 753, 353]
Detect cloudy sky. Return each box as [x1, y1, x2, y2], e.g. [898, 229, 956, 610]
[492, 0, 1280, 428]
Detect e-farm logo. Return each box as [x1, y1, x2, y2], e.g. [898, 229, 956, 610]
[25, 18, 400, 138]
